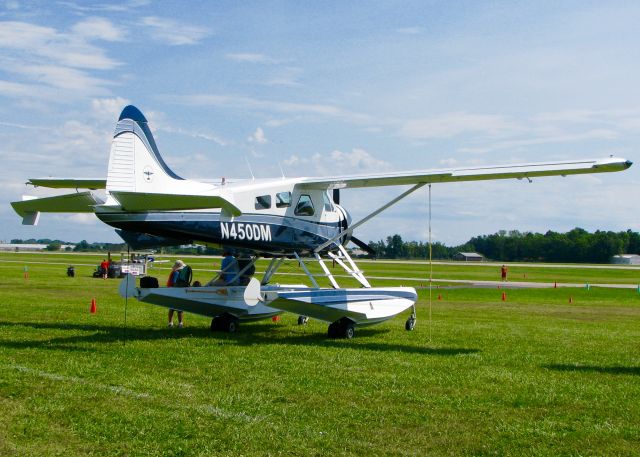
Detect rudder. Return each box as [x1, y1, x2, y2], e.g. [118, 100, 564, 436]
[106, 105, 183, 193]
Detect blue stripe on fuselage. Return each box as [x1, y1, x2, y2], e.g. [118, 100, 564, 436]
[96, 211, 344, 254]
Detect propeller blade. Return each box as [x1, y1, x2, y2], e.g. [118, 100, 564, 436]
[350, 236, 376, 257]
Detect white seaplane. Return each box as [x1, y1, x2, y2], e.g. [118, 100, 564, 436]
[11, 105, 632, 338]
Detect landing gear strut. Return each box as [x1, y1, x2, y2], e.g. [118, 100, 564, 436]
[405, 306, 417, 331]
[328, 318, 355, 339]
[210, 314, 239, 333]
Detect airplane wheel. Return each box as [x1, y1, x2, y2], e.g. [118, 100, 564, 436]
[297, 315, 309, 325]
[343, 323, 355, 339]
[211, 315, 238, 333]
[227, 318, 238, 333]
[328, 320, 354, 339]
[405, 316, 416, 331]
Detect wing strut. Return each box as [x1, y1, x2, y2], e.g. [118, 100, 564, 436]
[315, 183, 426, 253]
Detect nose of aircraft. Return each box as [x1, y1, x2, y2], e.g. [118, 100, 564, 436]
[334, 204, 351, 227]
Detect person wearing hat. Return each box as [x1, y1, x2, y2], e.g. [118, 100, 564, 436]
[167, 259, 187, 328]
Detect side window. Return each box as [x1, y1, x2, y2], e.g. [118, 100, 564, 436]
[323, 192, 334, 212]
[294, 194, 315, 216]
[276, 191, 291, 208]
[255, 195, 271, 210]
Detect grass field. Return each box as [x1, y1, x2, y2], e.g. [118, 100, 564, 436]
[1, 252, 640, 456]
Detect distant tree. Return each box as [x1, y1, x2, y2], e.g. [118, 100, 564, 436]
[46, 242, 61, 251]
[74, 240, 90, 251]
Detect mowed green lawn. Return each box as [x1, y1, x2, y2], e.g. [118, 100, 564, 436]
[1, 252, 639, 456]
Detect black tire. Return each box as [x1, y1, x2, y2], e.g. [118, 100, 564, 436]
[343, 323, 355, 339]
[297, 315, 308, 325]
[405, 317, 416, 331]
[327, 322, 338, 338]
[227, 319, 238, 333]
[210, 317, 220, 332]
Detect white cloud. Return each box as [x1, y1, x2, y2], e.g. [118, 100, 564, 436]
[0, 21, 57, 49]
[0, 120, 50, 131]
[400, 112, 518, 140]
[56, 0, 151, 13]
[247, 127, 267, 144]
[0, 21, 121, 70]
[284, 148, 391, 177]
[458, 129, 619, 155]
[226, 53, 278, 64]
[9, 63, 111, 92]
[139, 16, 211, 45]
[0, 79, 41, 97]
[0, 19, 123, 101]
[265, 67, 304, 87]
[71, 17, 126, 42]
[91, 97, 131, 123]
[172, 93, 379, 125]
[396, 27, 424, 35]
[159, 124, 229, 147]
[264, 118, 295, 127]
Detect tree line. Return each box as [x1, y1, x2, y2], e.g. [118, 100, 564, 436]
[368, 228, 640, 263]
[11, 227, 640, 263]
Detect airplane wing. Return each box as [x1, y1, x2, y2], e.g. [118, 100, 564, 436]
[109, 191, 242, 217]
[11, 191, 102, 225]
[297, 157, 632, 189]
[26, 178, 107, 189]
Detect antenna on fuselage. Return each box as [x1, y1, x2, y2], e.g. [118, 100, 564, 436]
[278, 162, 286, 179]
[245, 156, 255, 181]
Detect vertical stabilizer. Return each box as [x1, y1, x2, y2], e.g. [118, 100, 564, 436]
[106, 105, 183, 193]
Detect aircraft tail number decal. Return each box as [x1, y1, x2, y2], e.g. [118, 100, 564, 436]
[221, 222, 272, 242]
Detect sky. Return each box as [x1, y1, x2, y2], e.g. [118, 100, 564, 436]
[0, 0, 638, 246]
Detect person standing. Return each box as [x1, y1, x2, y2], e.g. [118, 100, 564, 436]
[501, 264, 508, 282]
[167, 260, 188, 328]
[100, 259, 109, 280]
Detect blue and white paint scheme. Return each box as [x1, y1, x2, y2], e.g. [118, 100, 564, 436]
[11, 105, 632, 338]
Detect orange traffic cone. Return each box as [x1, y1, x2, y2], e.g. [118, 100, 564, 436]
[501, 291, 506, 301]
[437, 294, 442, 300]
[90, 298, 97, 314]
[271, 315, 280, 322]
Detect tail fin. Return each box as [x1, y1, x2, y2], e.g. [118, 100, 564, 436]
[106, 105, 183, 193]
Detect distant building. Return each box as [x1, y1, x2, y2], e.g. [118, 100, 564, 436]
[349, 248, 369, 258]
[611, 254, 640, 265]
[454, 252, 484, 262]
[0, 243, 75, 252]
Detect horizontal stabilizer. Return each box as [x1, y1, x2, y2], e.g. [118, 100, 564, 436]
[11, 192, 101, 225]
[110, 191, 242, 217]
[27, 178, 106, 189]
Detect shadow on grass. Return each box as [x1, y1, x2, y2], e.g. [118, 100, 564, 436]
[0, 320, 479, 356]
[544, 364, 640, 376]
